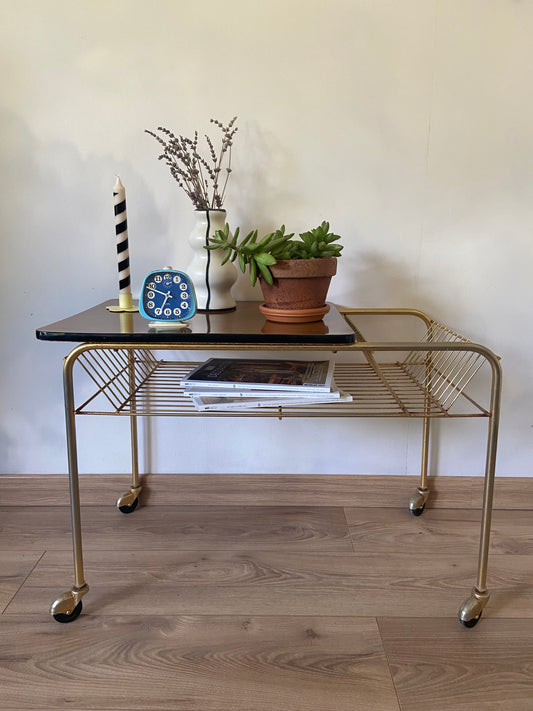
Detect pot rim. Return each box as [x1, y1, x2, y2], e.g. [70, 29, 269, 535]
[268, 256, 337, 278]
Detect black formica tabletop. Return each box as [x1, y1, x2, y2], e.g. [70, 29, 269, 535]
[36, 301, 356, 346]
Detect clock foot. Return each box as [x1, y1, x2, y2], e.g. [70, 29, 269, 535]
[148, 321, 191, 331]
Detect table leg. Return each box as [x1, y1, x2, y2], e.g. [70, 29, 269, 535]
[409, 416, 431, 516]
[458, 351, 502, 627]
[117, 350, 142, 513]
[50, 350, 89, 622]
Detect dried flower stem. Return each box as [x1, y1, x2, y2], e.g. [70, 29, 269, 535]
[145, 117, 238, 210]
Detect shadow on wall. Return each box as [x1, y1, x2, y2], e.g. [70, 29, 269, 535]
[229, 119, 306, 235]
[0, 109, 167, 473]
[0, 109, 173, 313]
[333, 248, 442, 318]
[330, 248, 466, 480]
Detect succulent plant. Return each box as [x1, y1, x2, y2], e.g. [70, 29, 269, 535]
[207, 221, 343, 286]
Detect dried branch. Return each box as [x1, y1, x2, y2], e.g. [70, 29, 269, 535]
[145, 117, 238, 210]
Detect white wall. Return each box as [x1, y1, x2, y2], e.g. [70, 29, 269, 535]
[1, 0, 532, 477]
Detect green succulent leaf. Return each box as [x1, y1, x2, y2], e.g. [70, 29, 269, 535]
[257, 261, 274, 284]
[239, 229, 254, 247]
[254, 252, 277, 266]
[250, 259, 258, 286]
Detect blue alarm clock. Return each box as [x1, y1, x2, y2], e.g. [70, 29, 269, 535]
[139, 268, 196, 326]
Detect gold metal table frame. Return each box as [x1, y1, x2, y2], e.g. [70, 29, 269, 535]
[37, 304, 502, 627]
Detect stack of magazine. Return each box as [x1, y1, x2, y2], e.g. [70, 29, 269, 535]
[181, 358, 352, 411]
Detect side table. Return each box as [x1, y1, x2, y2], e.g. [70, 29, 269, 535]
[36, 301, 502, 627]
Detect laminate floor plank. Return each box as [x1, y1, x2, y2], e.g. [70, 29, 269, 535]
[378, 617, 533, 711]
[0, 614, 400, 711]
[0, 473, 445, 507]
[7, 547, 528, 618]
[0, 505, 352, 552]
[346, 507, 533, 555]
[2, 501, 531, 710]
[4, 474, 533, 509]
[0, 551, 43, 612]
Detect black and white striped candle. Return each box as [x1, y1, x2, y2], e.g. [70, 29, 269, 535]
[113, 176, 133, 309]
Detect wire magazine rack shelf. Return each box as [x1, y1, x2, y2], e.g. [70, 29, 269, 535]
[72, 317, 491, 420]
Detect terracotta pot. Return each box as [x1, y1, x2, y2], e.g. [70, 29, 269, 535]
[258, 257, 337, 323]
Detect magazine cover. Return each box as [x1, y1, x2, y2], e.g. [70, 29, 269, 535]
[181, 358, 335, 392]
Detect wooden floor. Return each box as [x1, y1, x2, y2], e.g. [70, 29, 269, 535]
[1, 475, 533, 710]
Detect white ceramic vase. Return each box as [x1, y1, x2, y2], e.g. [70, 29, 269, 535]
[185, 209, 237, 311]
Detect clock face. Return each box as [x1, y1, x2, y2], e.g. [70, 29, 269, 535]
[139, 269, 197, 321]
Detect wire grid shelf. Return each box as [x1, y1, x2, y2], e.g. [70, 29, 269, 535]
[72, 318, 491, 419]
[399, 320, 488, 415]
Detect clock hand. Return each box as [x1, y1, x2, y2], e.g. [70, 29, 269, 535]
[151, 287, 173, 298]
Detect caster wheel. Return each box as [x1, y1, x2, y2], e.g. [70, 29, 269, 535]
[410, 504, 425, 517]
[53, 600, 83, 623]
[460, 612, 482, 628]
[118, 497, 139, 514]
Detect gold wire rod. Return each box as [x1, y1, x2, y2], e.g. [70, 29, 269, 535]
[77, 349, 160, 412]
[443, 379, 490, 415]
[405, 344, 472, 385]
[102, 349, 156, 383]
[71, 346, 495, 419]
[78, 350, 132, 409]
[437, 358, 486, 411]
[422, 349, 480, 393]
[420, 352, 483, 405]
[100, 349, 141, 404]
[110, 349, 158, 392]
[76, 354, 124, 410]
[394, 363, 448, 415]
[402, 346, 485, 411]
[115, 360, 166, 413]
[402, 322, 471, 366]
[75, 359, 130, 412]
[345, 324, 410, 415]
[76, 406, 489, 418]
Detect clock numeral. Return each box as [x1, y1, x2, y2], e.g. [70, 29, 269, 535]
[173, 308, 182, 316]
[179, 283, 187, 290]
[147, 301, 155, 310]
[154, 275, 162, 283]
[148, 282, 157, 290]
[173, 276, 181, 284]
[164, 308, 172, 316]
[154, 307, 162, 316]
[181, 301, 189, 309]
[181, 292, 189, 300]
[147, 291, 155, 299]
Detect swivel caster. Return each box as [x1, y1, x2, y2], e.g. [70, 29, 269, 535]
[116, 486, 142, 514]
[409, 487, 429, 517]
[460, 612, 482, 628]
[50, 585, 88, 623]
[53, 601, 83, 623]
[459, 587, 489, 628]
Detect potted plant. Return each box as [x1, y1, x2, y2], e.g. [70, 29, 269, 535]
[207, 221, 343, 322]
